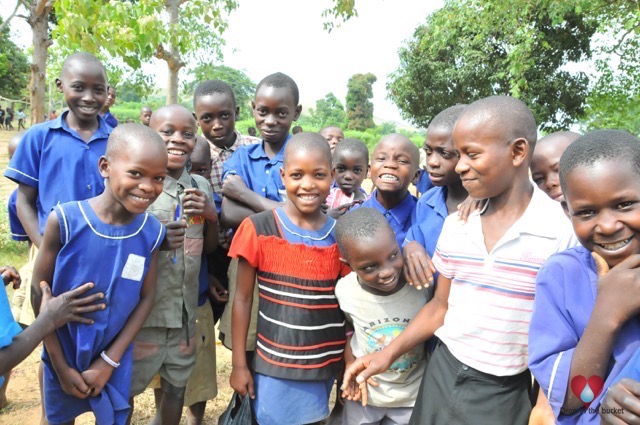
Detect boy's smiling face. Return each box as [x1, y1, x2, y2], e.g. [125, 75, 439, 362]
[563, 159, 640, 268]
[424, 126, 460, 187]
[195, 92, 238, 149]
[453, 116, 524, 200]
[341, 227, 405, 295]
[56, 60, 108, 125]
[252, 85, 301, 147]
[370, 135, 420, 195]
[333, 150, 368, 197]
[150, 106, 197, 179]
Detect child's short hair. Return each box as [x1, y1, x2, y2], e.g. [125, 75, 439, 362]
[336, 207, 394, 256]
[429, 105, 467, 132]
[559, 129, 640, 194]
[462, 96, 537, 146]
[333, 138, 369, 162]
[256, 72, 299, 105]
[106, 123, 165, 158]
[284, 132, 332, 165]
[193, 79, 237, 107]
[60, 52, 106, 78]
[192, 135, 212, 161]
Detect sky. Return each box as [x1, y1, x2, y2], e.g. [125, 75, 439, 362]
[3, 0, 444, 126]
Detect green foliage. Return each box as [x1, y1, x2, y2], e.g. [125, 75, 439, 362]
[0, 18, 30, 99]
[308, 93, 347, 128]
[388, 0, 596, 131]
[183, 65, 256, 119]
[346, 73, 377, 131]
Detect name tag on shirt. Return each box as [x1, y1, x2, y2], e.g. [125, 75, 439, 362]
[122, 254, 145, 281]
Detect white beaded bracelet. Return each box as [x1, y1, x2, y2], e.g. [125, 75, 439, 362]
[100, 351, 120, 368]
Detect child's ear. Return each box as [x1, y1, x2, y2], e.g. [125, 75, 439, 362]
[98, 156, 109, 178]
[339, 256, 349, 266]
[235, 106, 240, 121]
[561, 200, 571, 220]
[251, 101, 256, 111]
[411, 168, 422, 185]
[293, 104, 302, 121]
[280, 166, 285, 181]
[511, 138, 529, 167]
[55, 78, 63, 93]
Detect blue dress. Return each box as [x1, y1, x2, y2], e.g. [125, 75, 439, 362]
[43, 200, 165, 425]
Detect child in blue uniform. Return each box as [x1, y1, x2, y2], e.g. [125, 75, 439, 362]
[30, 124, 168, 425]
[230, 133, 350, 425]
[529, 130, 640, 424]
[402, 105, 468, 289]
[355, 133, 421, 249]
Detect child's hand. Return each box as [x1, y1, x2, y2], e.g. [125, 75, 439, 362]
[1, 265, 21, 289]
[208, 275, 229, 303]
[58, 366, 92, 399]
[40, 281, 106, 329]
[160, 220, 187, 250]
[457, 197, 487, 222]
[221, 175, 248, 200]
[600, 378, 640, 424]
[402, 241, 436, 290]
[230, 365, 255, 399]
[342, 352, 388, 406]
[183, 188, 217, 222]
[595, 254, 640, 327]
[81, 356, 115, 397]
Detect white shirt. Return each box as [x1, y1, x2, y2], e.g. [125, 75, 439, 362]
[335, 273, 429, 407]
[433, 186, 578, 376]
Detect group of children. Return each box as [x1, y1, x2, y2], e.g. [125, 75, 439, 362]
[2, 50, 640, 425]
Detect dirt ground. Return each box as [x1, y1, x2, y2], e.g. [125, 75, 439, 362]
[0, 130, 235, 424]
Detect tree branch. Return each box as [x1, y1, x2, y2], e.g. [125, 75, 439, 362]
[0, 1, 22, 32]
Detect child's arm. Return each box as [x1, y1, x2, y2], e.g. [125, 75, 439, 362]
[230, 257, 257, 398]
[81, 250, 160, 396]
[343, 274, 451, 406]
[0, 281, 105, 376]
[221, 175, 281, 227]
[562, 255, 640, 410]
[31, 212, 93, 399]
[220, 197, 261, 229]
[183, 187, 218, 254]
[16, 183, 42, 248]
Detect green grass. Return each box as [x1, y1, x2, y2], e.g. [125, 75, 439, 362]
[0, 130, 29, 269]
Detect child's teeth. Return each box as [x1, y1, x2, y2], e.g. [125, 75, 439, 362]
[600, 238, 630, 250]
[380, 174, 398, 182]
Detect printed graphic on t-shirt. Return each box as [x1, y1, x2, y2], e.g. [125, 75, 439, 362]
[364, 317, 419, 373]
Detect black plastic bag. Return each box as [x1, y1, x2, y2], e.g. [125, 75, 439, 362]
[218, 392, 254, 425]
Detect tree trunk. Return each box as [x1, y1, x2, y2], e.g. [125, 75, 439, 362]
[28, 0, 52, 125]
[162, 0, 184, 105]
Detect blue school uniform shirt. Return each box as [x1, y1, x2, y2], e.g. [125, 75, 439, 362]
[4, 111, 111, 235]
[415, 169, 434, 195]
[403, 186, 448, 258]
[356, 189, 417, 249]
[42, 200, 165, 425]
[101, 111, 118, 128]
[222, 136, 290, 202]
[252, 206, 338, 425]
[0, 285, 23, 387]
[529, 246, 640, 424]
[7, 188, 29, 241]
